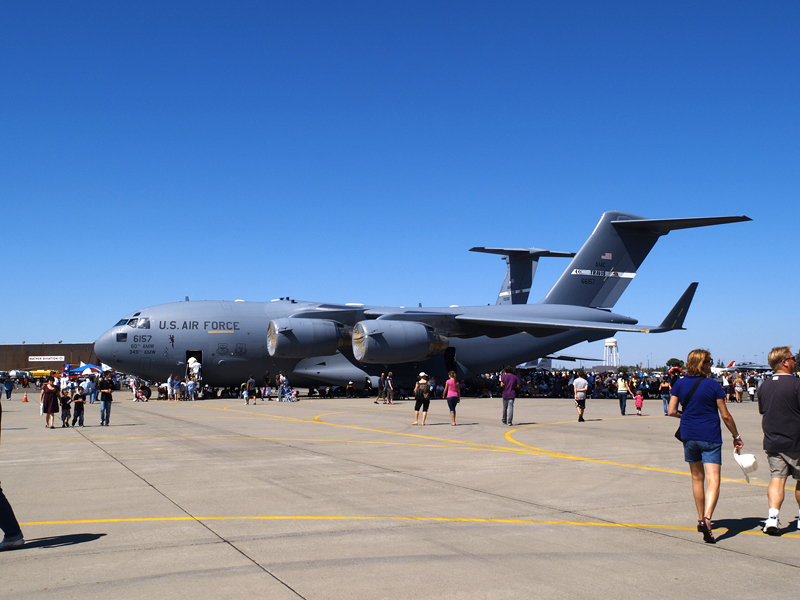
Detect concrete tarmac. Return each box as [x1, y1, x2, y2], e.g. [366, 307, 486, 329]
[0, 389, 797, 599]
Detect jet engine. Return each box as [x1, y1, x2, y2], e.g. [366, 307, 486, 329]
[352, 320, 448, 364]
[267, 318, 351, 358]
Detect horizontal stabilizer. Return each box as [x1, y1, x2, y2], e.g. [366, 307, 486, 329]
[469, 247, 575, 258]
[470, 247, 575, 306]
[611, 215, 751, 233]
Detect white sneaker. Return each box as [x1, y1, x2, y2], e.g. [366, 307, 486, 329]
[763, 516, 781, 535]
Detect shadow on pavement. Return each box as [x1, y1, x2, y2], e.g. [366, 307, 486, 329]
[713, 516, 764, 541]
[22, 533, 107, 549]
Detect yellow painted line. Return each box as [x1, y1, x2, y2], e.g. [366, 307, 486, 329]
[311, 410, 536, 454]
[504, 423, 770, 487]
[4, 401, 771, 485]
[207, 330, 235, 334]
[213, 404, 536, 454]
[0, 433, 530, 453]
[18, 514, 798, 538]
[505, 424, 690, 475]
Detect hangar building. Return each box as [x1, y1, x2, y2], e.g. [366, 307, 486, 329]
[0, 343, 98, 373]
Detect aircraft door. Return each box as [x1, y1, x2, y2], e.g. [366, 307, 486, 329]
[444, 347, 457, 372]
[186, 351, 203, 381]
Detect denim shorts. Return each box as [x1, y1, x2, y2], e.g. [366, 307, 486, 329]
[683, 440, 722, 464]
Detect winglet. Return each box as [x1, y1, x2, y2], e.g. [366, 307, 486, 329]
[651, 282, 698, 332]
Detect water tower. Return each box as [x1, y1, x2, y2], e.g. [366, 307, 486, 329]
[604, 338, 619, 367]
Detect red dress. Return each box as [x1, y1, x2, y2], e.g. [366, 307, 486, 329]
[41, 385, 59, 414]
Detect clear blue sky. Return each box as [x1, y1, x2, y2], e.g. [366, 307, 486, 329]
[2, 1, 798, 368]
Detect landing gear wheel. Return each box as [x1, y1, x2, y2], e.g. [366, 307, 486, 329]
[141, 386, 151, 400]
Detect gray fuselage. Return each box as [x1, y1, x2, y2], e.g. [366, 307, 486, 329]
[93, 299, 618, 389]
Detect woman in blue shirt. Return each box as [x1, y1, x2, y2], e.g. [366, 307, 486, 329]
[668, 349, 743, 543]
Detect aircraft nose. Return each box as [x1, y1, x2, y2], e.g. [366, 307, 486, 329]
[94, 330, 116, 365]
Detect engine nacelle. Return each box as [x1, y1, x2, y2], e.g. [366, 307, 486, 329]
[267, 318, 351, 358]
[352, 320, 448, 364]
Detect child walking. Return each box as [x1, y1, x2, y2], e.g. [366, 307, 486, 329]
[634, 390, 644, 416]
[60, 389, 72, 427]
[72, 388, 85, 427]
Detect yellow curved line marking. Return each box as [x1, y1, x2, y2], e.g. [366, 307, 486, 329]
[170, 405, 774, 484]
[204, 405, 534, 454]
[504, 423, 770, 487]
[504, 423, 689, 475]
[7, 402, 768, 485]
[310, 410, 537, 454]
[18, 514, 798, 538]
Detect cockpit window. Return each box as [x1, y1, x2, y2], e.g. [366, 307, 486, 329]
[137, 318, 150, 329]
[127, 318, 139, 328]
[115, 319, 129, 326]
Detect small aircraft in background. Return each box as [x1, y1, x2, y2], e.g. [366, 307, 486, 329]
[94, 211, 750, 398]
[721, 360, 772, 373]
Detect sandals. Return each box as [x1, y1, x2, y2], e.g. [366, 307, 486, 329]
[697, 517, 715, 543]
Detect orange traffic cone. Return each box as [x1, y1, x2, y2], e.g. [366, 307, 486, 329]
[23, 392, 28, 402]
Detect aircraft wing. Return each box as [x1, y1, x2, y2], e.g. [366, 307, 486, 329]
[518, 354, 603, 369]
[362, 309, 456, 325]
[456, 282, 699, 336]
[454, 314, 651, 334]
[547, 354, 604, 362]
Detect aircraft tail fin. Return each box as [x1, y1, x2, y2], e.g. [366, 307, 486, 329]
[470, 247, 575, 305]
[540, 212, 750, 308]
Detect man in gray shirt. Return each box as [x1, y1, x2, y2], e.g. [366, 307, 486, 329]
[757, 346, 800, 534]
[573, 371, 589, 423]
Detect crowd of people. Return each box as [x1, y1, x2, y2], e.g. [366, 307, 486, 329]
[241, 371, 299, 403]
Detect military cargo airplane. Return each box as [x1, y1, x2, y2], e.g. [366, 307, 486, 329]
[94, 211, 750, 398]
